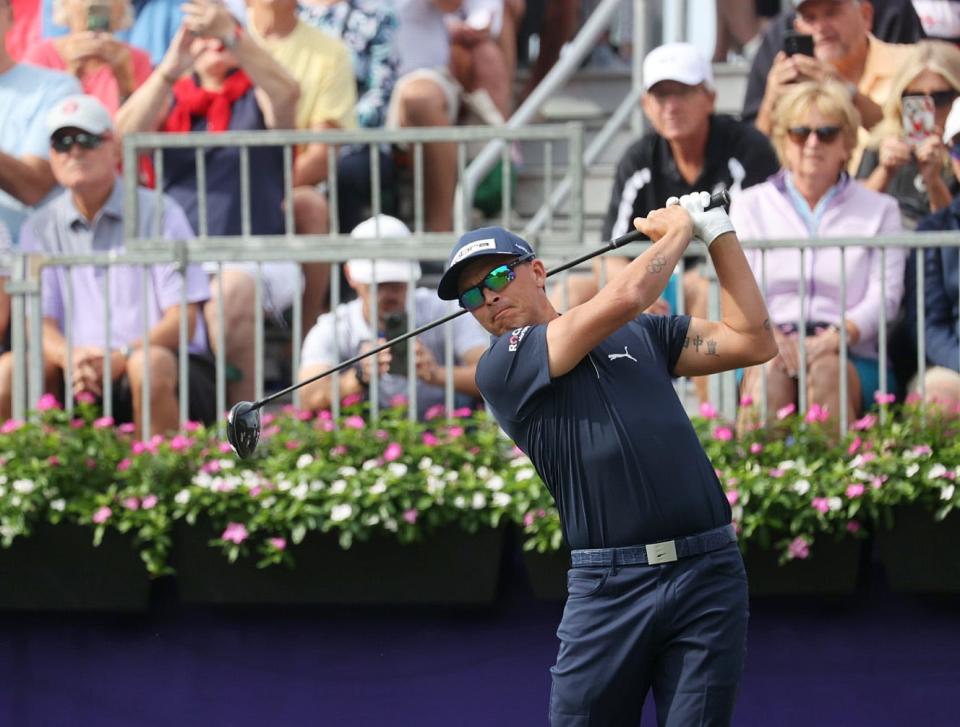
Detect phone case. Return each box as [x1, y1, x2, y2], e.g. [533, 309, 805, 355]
[902, 95, 936, 147]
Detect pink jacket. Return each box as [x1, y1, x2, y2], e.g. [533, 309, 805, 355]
[729, 172, 906, 360]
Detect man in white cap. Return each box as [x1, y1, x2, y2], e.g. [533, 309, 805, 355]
[298, 214, 488, 418]
[0, 94, 215, 433]
[553, 41, 778, 402]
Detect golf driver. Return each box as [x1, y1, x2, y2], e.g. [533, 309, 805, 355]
[226, 190, 731, 457]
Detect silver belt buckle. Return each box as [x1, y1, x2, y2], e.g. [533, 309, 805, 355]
[645, 539, 678, 564]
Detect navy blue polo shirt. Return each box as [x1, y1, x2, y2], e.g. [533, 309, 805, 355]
[477, 315, 731, 550]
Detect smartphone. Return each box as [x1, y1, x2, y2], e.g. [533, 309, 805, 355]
[383, 312, 408, 376]
[783, 31, 814, 58]
[902, 95, 936, 147]
[86, 3, 112, 32]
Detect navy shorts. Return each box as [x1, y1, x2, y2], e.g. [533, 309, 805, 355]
[549, 542, 749, 726]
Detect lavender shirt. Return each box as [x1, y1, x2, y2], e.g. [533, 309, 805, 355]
[18, 180, 210, 354]
[729, 171, 906, 360]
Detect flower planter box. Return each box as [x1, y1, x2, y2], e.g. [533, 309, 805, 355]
[523, 548, 571, 601]
[743, 535, 863, 597]
[877, 505, 960, 593]
[173, 523, 505, 606]
[0, 523, 151, 611]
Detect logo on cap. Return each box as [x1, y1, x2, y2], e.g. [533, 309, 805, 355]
[63, 100, 79, 114]
[451, 238, 497, 266]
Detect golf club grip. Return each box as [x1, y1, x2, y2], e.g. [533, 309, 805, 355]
[609, 189, 731, 250]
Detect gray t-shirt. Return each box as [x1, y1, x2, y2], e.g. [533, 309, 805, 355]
[301, 287, 489, 416]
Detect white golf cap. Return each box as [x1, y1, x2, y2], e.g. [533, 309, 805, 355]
[943, 96, 960, 144]
[348, 215, 420, 284]
[643, 42, 714, 92]
[46, 94, 114, 137]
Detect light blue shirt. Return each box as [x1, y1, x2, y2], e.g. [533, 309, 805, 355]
[0, 64, 81, 239]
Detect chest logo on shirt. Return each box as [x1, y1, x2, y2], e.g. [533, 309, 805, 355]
[508, 326, 530, 352]
[608, 346, 637, 363]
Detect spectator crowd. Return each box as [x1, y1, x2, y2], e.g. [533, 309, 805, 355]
[0, 0, 957, 435]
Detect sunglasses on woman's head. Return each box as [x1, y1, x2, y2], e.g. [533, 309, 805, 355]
[51, 131, 105, 153]
[786, 125, 842, 144]
[902, 90, 958, 108]
[458, 253, 535, 310]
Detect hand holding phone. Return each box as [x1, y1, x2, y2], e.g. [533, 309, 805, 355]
[902, 95, 936, 147]
[783, 31, 814, 58]
[86, 2, 112, 33]
[383, 312, 408, 376]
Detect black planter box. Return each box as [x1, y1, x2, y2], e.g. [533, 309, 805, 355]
[174, 523, 505, 606]
[0, 522, 151, 611]
[743, 535, 863, 597]
[877, 505, 960, 593]
[523, 548, 570, 601]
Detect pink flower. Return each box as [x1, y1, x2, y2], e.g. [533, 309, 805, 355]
[170, 435, 192, 452]
[452, 407, 472, 418]
[846, 483, 865, 498]
[1, 419, 25, 434]
[860, 452, 876, 464]
[117, 422, 136, 435]
[93, 416, 114, 429]
[402, 508, 418, 524]
[699, 402, 718, 419]
[871, 476, 886, 489]
[86, 458, 96, 469]
[912, 445, 932, 456]
[769, 468, 784, 478]
[389, 394, 409, 408]
[330, 445, 347, 456]
[749, 442, 763, 454]
[75, 391, 96, 405]
[201, 461, 221, 474]
[383, 442, 403, 462]
[296, 409, 313, 421]
[117, 458, 132, 472]
[512, 445, 525, 458]
[776, 403, 796, 420]
[261, 413, 276, 426]
[269, 537, 286, 551]
[37, 393, 61, 411]
[122, 497, 139, 511]
[318, 409, 333, 420]
[285, 440, 301, 450]
[342, 393, 363, 407]
[846, 520, 861, 534]
[873, 391, 896, 405]
[787, 536, 810, 560]
[375, 429, 389, 441]
[422, 432, 439, 446]
[218, 442, 233, 453]
[70, 419, 85, 429]
[319, 419, 336, 432]
[726, 490, 740, 506]
[739, 394, 754, 407]
[424, 404, 445, 421]
[804, 403, 829, 424]
[221, 522, 249, 544]
[523, 512, 535, 527]
[713, 426, 733, 441]
[447, 426, 464, 439]
[183, 420, 202, 432]
[847, 436, 862, 455]
[906, 391, 923, 404]
[344, 415, 365, 430]
[851, 414, 877, 431]
[141, 495, 158, 510]
[249, 485, 262, 498]
[812, 497, 830, 513]
[92, 506, 112, 524]
[262, 425, 280, 438]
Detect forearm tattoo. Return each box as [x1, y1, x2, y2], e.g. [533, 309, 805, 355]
[683, 332, 720, 356]
[646, 254, 667, 274]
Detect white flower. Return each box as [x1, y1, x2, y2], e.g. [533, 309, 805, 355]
[0, 475, 7, 484]
[384, 518, 398, 532]
[218, 458, 235, 470]
[261, 496, 277, 508]
[492, 492, 511, 508]
[370, 481, 387, 495]
[928, 464, 948, 480]
[731, 505, 743, 522]
[906, 463, 920, 478]
[330, 480, 347, 494]
[363, 514, 380, 526]
[791, 479, 811, 496]
[827, 497, 843, 511]
[515, 468, 535, 481]
[486, 476, 505, 491]
[0, 525, 16, 540]
[309, 480, 325, 491]
[50, 498, 66, 512]
[9, 496, 20, 508]
[362, 459, 380, 471]
[477, 466, 490, 479]
[429, 465, 444, 476]
[277, 479, 292, 492]
[387, 463, 408, 478]
[193, 472, 212, 489]
[851, 469, 870, 481]
[297, 454, 315, 469]
[0, 486, 6, 497]
[291, 483, 309, 501]
[510, 456, 531, 467]
[175, 489, 191, 505]
[426, 476, 445, 495]
[941, 484, 956, 501]
[849, 455, 864, 469]
[778, 460, 796, 471]
[454, 495, 467, 509]
[472, 492, 487, 509]
[338, 466, 358, 477]
[330, 504, 353, 522]
[12, 479, 34, 494]
[444, 471, 459, 482]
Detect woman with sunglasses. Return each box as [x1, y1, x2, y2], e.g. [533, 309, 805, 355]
[858, 40, 960, 228]
[730, 80, 906, 430]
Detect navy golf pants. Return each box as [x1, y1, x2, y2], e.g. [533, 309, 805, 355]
[549, 542, 749, 726]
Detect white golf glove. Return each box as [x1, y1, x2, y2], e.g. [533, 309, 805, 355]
[665, 191, 735, 247]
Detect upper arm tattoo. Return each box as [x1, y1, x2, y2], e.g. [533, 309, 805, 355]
[683, 329, 720, 357]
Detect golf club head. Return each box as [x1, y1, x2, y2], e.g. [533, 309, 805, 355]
[226, 401, 261, 459]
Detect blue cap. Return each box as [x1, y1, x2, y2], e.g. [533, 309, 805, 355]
[437, 226, 535, 300]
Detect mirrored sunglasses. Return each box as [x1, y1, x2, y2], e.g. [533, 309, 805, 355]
[51, 131, 105, 153]
[786, 125, 842, 144]
[902, 90, 958, 109]
[458, 253, 534, 310]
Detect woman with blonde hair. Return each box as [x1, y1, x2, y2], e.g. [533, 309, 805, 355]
[23, 0, 151, 114]
[858, 40, 960, 227]
[730, 80, 906, 429]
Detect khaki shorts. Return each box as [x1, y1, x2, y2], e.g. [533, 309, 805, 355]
[386, 67, 463, 129]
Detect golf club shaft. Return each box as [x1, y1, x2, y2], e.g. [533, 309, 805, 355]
[251, 191, 730, 410]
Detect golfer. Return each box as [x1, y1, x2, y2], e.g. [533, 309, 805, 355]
[437, 192, 778, 726]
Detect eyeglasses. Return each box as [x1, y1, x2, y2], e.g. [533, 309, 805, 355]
[458, 253, 534, 310]
[786, 125, 842, 144]
[902, 90, 958, 109]
[51, 131, 105, 153]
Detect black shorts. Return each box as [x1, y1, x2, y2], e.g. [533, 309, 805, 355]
[110, 353, 218, 426]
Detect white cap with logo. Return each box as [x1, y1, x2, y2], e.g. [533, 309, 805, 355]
[347, 215, 422, 284]
[943, 96, 960, 145]
[46, 94, 115, 137]
[643, 42, 715, 92]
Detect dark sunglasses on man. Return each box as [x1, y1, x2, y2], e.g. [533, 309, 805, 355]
[50, 131, 106, 153]
[458, 253, 535, 310]
[786, 125, 841, 145]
